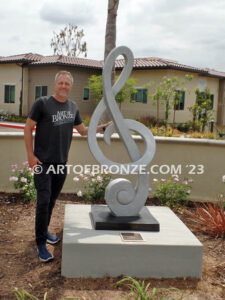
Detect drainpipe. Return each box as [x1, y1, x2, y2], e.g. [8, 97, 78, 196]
[16, 63, 24, 117]
[216, 78, 225, 126]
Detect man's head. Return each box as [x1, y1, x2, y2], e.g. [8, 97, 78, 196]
[54, 71, 74, 100]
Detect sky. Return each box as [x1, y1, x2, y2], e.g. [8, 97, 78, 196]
[1, 0, 225, 71]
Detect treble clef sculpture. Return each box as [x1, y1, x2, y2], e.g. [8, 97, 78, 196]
[88, 46, 156, 217]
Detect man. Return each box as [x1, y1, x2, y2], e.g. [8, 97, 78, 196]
[24, 70, 111, 262]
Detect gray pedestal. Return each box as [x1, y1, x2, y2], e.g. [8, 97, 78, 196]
[61, 204, 203, 278]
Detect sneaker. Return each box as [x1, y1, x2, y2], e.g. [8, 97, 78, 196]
[46, 232, 60, 244]
[37, 244, 54, 262]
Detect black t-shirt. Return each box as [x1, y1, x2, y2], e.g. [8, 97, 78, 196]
[28, 96, 82, 163]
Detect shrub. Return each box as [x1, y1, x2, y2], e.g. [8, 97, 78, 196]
[153, 176, 192, 208]
[73, 171, 111, 201]
[149, 126, 182, 137]
[81, 114, 91, 126]
[187, 199, 225, 238]
[186, 131, 220, 139]
[9, 162, 36, 202]
[176, 122, 191, 133]
[0, 112, 27, 123]
[136, 115, 158, 127]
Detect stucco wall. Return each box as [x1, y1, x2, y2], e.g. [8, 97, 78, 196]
[0, 64, 22, 115]
[118, 68, 219, 124]
[1, 132, 224, 202]
[27, 65, 101, 116]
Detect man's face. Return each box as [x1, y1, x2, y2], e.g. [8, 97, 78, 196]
[54, 74, 73, 99]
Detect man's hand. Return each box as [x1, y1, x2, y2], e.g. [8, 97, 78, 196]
[100, 121, 113, 133]
[28, 154, 42, 169]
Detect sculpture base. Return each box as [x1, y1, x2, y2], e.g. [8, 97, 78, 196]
[61, 204, 203, 278]
[90, 205, 160, 231]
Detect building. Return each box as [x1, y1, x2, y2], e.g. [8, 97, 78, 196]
[0, 53, 225, 125]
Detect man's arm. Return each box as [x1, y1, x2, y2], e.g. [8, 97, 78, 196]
[24, 117, 42, 168]
[74, 121, 112, 136]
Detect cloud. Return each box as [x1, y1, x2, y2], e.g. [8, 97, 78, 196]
[115, 0, 225, 70]
[40, 0, 96, 25]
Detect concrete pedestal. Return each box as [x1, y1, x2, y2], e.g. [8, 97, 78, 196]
[61, 204, 203, 278]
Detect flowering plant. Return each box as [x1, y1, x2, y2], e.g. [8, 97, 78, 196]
[9, 161, 36, 202]
[73, 170, 111, 201]
[153, 175, 193, 208]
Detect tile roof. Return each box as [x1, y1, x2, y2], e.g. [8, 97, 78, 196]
[0, 52, 225, 78]
[114, 57, 207, 73]
[0, 53, 43, 63]
[30, 55, 102, 69]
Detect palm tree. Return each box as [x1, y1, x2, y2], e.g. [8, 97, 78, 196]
[102, 0, 120, 122]
[104, 0, 120, 60]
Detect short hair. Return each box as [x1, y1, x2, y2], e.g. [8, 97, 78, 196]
[55, 71, 74, 85]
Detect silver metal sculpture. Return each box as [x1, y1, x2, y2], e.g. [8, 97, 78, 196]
[88, 46, 156, 217]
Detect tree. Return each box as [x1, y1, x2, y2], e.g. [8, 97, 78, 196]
[149, 75, 193, 128]
[104, 0, 120, 60]
[102, 0, 120, 122]
[88, 75, 137, 110]
[188, 87, 214, 132]
[50, 24, 87, 57]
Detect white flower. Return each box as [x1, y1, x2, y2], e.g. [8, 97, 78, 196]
[18, 169, 24, 174]
[97, 176, 102, 182]
[90, 172, 95, 177]
[73, 176, 79, 182]
[188, 178, 193, 183]
[172, 174, 179, 178]
[153, 178, 158, 182]
[20, 177, 27, 183]
[11, 164, 18, 169]
[79, 173, 84, 178]
[161, 178, 166, 182]
[222, 175, 225, 183]
[173, 177, 179, 182]
[182, 180, 188, 185]
[77, 190, 83, 197]
[9, 176, 18, 182]
[84, 170, 90, 175]
[22, 161, 29, 166]
[92, 178, 96, 183]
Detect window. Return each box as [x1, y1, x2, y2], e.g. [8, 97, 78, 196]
[175, 90, 185, 110]
[35, 86, 48, 100]
[209, 95, 214, 109]
[83, 88, 89, 100]
[4, 85, 15, 103]
[131, 88, 147, 103]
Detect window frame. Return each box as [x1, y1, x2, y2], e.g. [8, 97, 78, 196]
[35, 85, 48, 100]
[83, 88, 90, 101]
[130, 88, 148, 104]
[4, 84, 15, 103]
[174, 90, 185, 110]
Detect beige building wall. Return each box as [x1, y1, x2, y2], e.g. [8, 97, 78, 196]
[118, 69, 219, 124]
[0, 64, 22, 115]
[22, 66, 29, 116]
[27, 65, 101, 117]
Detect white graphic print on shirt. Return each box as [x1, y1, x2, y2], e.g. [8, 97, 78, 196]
[52, 111, 75, 126]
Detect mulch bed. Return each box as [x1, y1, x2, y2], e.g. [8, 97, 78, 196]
[0, 192, 224, 300]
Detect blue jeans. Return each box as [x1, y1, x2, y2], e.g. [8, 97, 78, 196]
[34, 163, 67, 245]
